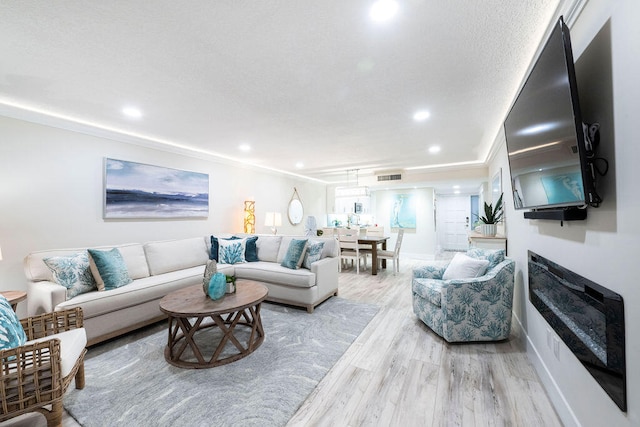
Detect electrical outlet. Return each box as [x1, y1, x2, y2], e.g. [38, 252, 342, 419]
[553, 337, 560, 359]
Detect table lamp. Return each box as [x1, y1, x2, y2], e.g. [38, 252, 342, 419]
[264, 212, 282, 235]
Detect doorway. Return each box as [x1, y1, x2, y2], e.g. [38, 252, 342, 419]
[436, 195, 472, 251]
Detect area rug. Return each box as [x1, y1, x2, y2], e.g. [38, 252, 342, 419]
[64, 297, 379, 427]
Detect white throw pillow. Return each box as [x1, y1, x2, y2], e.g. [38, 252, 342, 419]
[443, 252, 490, 280]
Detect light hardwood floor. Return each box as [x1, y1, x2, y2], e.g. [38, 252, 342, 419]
[9, 256, 561, 427]
[287, 257, 563, 427]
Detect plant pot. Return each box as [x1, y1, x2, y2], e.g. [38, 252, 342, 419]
[480, 224, 497, 237]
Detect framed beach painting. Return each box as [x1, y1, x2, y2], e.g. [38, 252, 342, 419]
[104, 158, 209, 219]
[390, 193, 416, 229]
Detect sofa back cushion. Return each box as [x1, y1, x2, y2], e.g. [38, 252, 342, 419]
[318, 237, 339, 258]
[24, 243, 150, 282]
[115, 244, 151, 279]
[256, 236, 282, 263]
[144, 237, 209, 276]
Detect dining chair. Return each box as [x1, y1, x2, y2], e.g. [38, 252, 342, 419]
[376, 229, 404, 274]
[338, 233, 367, 274]
[321, 227, 337, 238]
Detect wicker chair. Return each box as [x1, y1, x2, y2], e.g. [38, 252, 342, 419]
[0, 308, 87, 427]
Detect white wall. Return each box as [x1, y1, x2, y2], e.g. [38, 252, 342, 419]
[493, 1, 640, 425]
[370, 188, 436, 258]
[0, 116, 327, 316]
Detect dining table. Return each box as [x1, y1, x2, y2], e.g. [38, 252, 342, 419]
[357, 235, 390, 275]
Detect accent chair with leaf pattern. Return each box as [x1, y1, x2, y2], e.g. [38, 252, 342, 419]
[412, 249, 515, 342]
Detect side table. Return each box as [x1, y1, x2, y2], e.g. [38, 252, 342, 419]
[0, 290, 27, 312]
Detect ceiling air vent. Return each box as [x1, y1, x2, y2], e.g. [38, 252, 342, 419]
[377, 173, 402, 182]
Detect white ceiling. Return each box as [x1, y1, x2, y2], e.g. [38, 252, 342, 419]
[1, 1, 566, 192]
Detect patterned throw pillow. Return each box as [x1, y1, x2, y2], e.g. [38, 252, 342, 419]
[0, 295, 27, 352]
[219, 238, 247, 264]
[211, 235, 258, 262]
[302, 241, 325, 270]
[466, 248, 505, 270]
[87, 248, 133, 291]
[43, 252, 97, 299]
[443, 252, 490, 280]
[210, 235, 240, 261]
[281, 239, 308, 270]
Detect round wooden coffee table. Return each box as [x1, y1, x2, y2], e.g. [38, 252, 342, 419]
[159, 280, 268, 369]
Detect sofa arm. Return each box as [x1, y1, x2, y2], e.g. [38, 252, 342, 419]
[20, 308, 84, 341]
[27, 281, 67, 316]
[311, 257, 339, 295]
[413, 262, 448, 280]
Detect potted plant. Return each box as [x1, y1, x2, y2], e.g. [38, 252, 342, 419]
[477, 193, 504, 236]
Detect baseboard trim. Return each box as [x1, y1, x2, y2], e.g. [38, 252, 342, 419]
[511, 312, 581, 427]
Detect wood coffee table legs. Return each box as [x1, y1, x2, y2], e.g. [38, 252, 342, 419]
[164, 303, 265, 369]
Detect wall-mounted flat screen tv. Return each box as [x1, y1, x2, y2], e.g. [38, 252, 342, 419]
[504, 17, 596, 214]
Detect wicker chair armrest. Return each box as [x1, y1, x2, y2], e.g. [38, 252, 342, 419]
[0, 339, 63, 420]
[20, 307, 84, 341]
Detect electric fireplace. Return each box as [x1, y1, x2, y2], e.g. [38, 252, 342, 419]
[528, 251, 626, 411]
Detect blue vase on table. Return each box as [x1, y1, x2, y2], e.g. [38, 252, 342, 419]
[208, 273, 227, 300]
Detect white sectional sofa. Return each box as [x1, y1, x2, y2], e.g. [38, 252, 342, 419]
[24, 234, 339, 346]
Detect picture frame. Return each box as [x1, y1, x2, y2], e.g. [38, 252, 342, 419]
[103, 158, 209, 219]
[390, 193, 416, 229]
[492, 168, 502, 201]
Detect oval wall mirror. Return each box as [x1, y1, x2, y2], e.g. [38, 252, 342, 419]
[288, 188, 304, 225]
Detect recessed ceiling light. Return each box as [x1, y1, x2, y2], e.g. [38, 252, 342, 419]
[122, 106, 142, 119]
[239, 143, 251, 152]
[453, 185, 460, 189]
[295, 162, 304, 169]
[413, 110, 430, 121]
[370, 0, 398, 22]
[428, 145, 441, 154]
[454, 190, 461, 194]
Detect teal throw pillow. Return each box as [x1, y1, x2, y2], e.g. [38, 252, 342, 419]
[236, 235, 259, 262]
[281, 239, 308, 269]
[302, 241, 325, 269]
[0, 295, 27, 352]
[44, 252, 97, 299]
[87, 248, 132, 291]
[219, 239, 247, 264]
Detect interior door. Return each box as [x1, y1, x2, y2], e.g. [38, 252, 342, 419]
[436, 195, 471, 251]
